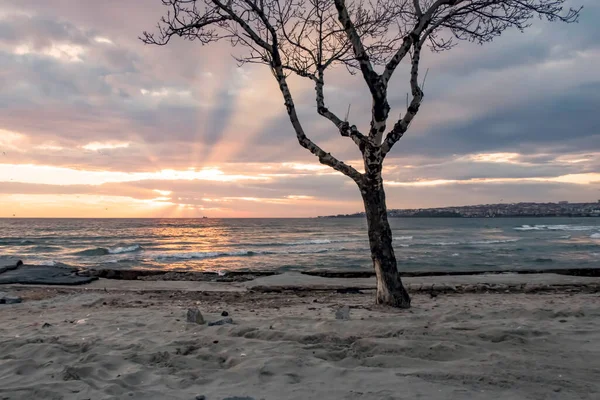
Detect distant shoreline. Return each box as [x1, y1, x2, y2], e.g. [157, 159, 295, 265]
[319, 215, 600, 218]
[319, 201, 600, 219]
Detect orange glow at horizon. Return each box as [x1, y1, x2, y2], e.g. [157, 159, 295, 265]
[0, 193, 351, 218]
[0, 164, 271, 186]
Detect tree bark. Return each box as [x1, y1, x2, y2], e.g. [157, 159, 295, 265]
[360, 180, 411, 308]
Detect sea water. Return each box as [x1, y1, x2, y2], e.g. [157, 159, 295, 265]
[0, 217, 599, 273]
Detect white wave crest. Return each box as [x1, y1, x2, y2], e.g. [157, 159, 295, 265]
[155, 250, 262, 260]
[394, 236, 413, 241]
[427, 238, 518, 246]
[470, 239, 520, 244]
[514, 225, 544, 231]
[515, 224, 598, 232]
[291, 238, 364, 245]
[108, 244, 142, 254]
[37, 260, 57, 266]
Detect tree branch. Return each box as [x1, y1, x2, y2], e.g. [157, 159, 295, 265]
[333, 0, 383, 100]
[382, 0, 463, 85]
[332, 0, 392, 144]
[381, 39, 424, 156]
[314, 69, 366, 146]
[211, 0, 273, 51]
[270, 48, 363, 183]
[143, 0, 582, 171]
[140, 5, 232, 46]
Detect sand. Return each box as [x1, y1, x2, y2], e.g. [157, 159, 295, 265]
[1, 274, 600, 400]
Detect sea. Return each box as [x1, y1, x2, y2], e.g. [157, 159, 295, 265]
[0, 217, 599, 274]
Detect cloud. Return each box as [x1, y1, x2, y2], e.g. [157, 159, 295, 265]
[0, 0, 598, 216]
[393, 81, 600, 159]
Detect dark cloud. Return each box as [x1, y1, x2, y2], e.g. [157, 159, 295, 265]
[0, 14, 91, 47]
[386, 161, 584, 182]
[394, 82, 600, 158]
[384, 181, 600, 209]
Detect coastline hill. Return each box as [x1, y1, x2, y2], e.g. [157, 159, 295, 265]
[318, 201, 600, 218]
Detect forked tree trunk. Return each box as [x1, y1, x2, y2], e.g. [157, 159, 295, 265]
[360, 179, 411, 308]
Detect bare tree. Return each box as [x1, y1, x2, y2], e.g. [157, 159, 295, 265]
[142, 0, 580, 308]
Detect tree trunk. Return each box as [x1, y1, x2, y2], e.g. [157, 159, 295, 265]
[361, 181, 411, 308]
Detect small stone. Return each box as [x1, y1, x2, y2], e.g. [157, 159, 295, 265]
[208, 317, 233, 326]
[221, 311, 229, 317]
[42, 322, 52, 328]
[0, 293, 22, 304]
[186, 308, 205, 324]
[195, 396, 206, 400]
[335, 305, 350, 320]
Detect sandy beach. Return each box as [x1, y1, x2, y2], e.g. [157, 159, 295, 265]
[1, 273, 599, 400]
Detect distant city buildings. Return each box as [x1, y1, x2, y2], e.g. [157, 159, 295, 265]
[319, 201, 600, 218]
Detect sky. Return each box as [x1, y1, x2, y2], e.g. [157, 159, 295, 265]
[0, 0, 598, 218]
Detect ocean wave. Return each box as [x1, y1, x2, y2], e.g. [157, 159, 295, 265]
[110, 244, 143, 254]
[0, 239, 37, 246]
[26, 245, 63, 252]
[515, 224, 598, 232]
[513, 225, 543, 231]
[394, 236, 413, 241]
[37, 260, 57, 266]
[470, 239, 520, 245]
[470, 263, 498, 268]
[33, 260, 72, 268]
[425, 238, 519, 247]
[591, 233, 600, 239]
[73, 244, 142, 257]
[74, 248, 110, 256]
[295, 239, 336, 245]
[282, 238, 366, 246]
[232, 237, 366, 247]
[153, 246, 353, 261]
[155, 250, 271, 260]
